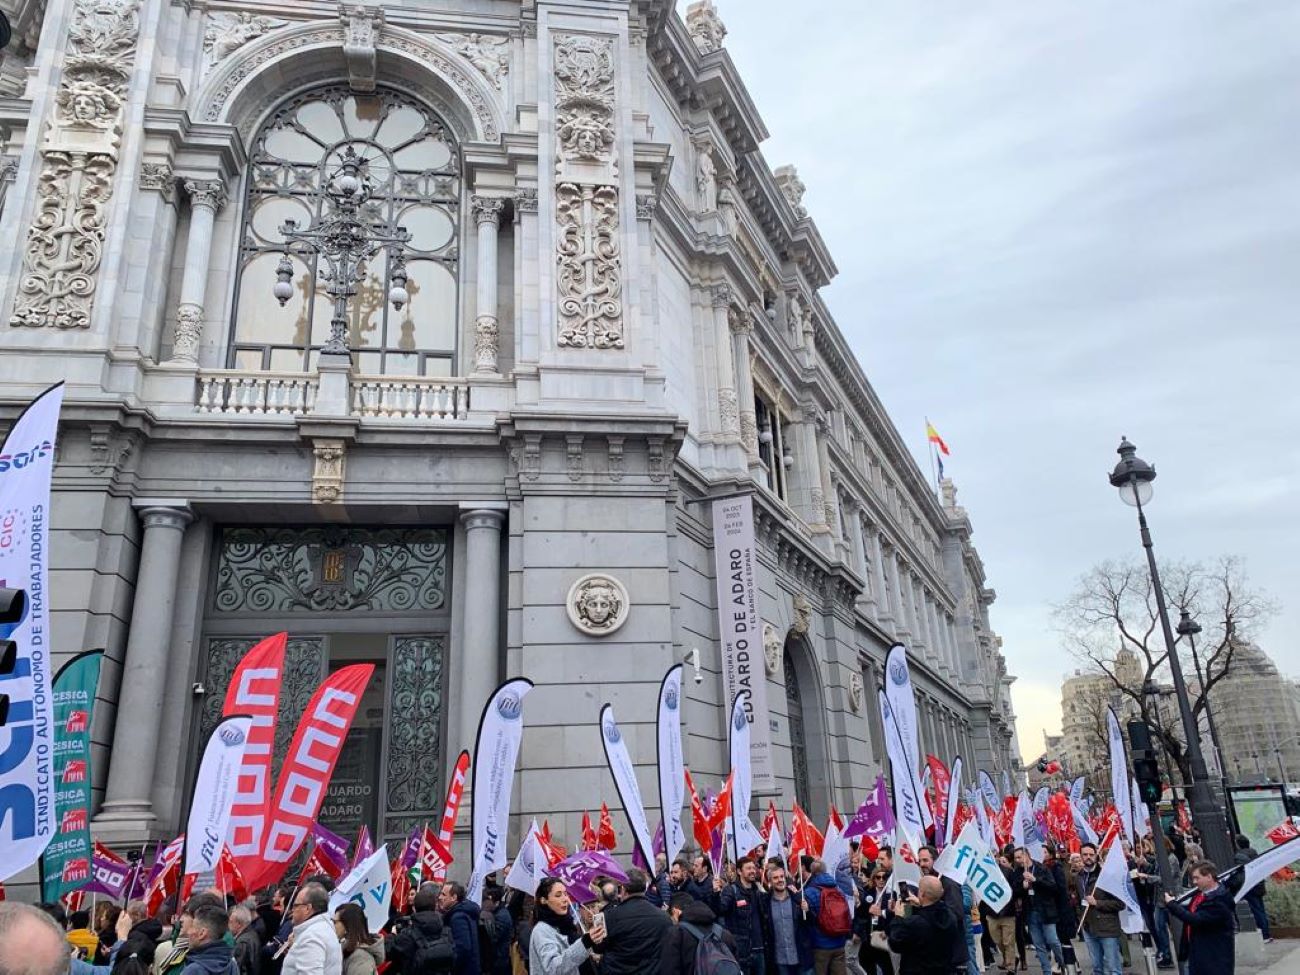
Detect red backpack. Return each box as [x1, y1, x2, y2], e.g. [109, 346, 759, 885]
[815, 885, 852, 937]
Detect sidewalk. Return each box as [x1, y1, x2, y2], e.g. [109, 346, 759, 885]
[1251, 938, 1300, 973]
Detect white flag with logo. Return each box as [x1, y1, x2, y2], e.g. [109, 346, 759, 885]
[0, 383, 64, 883]
[935, 820, 986, 884]
[1107, 708, 1134, 843]
[881, 690, 928, 842]
[657, 665, 687, 866]
[468, 678, 533, 904]
[944, 756, 963, 849]
[765, 822, 785, 865]
[728, 690, 768, 857]
[184, 715, 253, 875]
[1095, 838, 1146, 933]
[600, 704, 655, 866]
[883, 645, 933, 827]
[330, 849, 391, 933]
[1233, 835, 1300, 903]
[505, 820, 548, 896]
[1013, 791, 1044, 862]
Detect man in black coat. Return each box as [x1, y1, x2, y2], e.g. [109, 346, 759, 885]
[883, 876, 958, 975]
[917, 845, 969, 972]
[1014, 847, 1063, 975]
[600, 868, 673, 975]
[661, 895, 739, 975]
[1165, 860, 1236, 975]
[712, 856, 770, 975]
[389, 886, 456, 975]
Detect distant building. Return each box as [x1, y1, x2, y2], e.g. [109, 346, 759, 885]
[1208, 643, 1300, 786]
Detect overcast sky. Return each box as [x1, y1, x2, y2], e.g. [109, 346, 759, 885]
[692, 1, 1300, 759]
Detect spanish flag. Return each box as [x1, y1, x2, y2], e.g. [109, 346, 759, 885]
[926, 421, 950, 456]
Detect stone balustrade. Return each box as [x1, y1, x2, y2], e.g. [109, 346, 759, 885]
[192, 369, 471, 421]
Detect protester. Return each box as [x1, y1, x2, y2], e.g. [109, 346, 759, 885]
[282, 883, 343, 975]
[1131, 839, 1173, 968]
[333, 903, 385, 975]
[481, 886, 516, 975]
[387, 886, 455, 975]
[766, 864, 814, 975]
[66, 910, 105, 960]
[229, 906, 262, 975]
[916, 846, 969, 973]
[882, 876, 957, 975]
[1074, 844, 1123, 975]
[800, 858, 852, 975]
[668, 858, 709, 903]
[440, 882, 483, 975]
[1041, 845, 1075, 953]
[595, 867, 672, 975]
[1233, 834, 1273, 943]
[979, 853, 1018, 975]
[858, 869, 893, 975]
[156, 894, 227, 975]
[261, 887, 293, 975]
[176, 903, 238, 975]
[529, 877, 605, 975]
[96, 905, 125, 965]
[660, 893, 737, 975]
[1, 902, 76, 975]
[119, 900, 164, 971]
[713, 856, 768, 975]
[1164, 861, 1235, 975]
[1013, 848, 1063, 975]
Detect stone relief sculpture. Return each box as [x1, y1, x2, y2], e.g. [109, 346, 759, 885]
[773, 164, 808, 218]
[553, 33, 624, 350]
[566, 573, 630, 636]
[436, 32, 509, 90]
[340, 3, 383, 92]
[202, 12, 287, 75]
[848, 672, 864, 713]
[791, 592, 812, 637]
[10, 0, 141, 330]
[695, 141, 717, 212]
[762, 622, 782, 676]
[685, 0, 727, 55]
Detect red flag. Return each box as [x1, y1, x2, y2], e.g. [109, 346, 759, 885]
[222, 632, 288, 882]
[598, 803, 617, 851]
[432, 750, 470, 883]
[707, 773, 735, 833]
[762, 801, 783, 845]
[1176, 801, 1192, 836]
[390, 855, 413, 910]
[581, 811, 598, 851]
[243, 664, 374, 891]
[537, 821, 567, 868]
[994, 796, 1018, 849]
[94, 840, 125, 864]
[1045, 793, 1077, 848]
[215, 846, 248, 901]
[297, 841, 344, 885]
[685, 770, 713, 853]
[146, 836, 185, 916]
[926, 756, 951, 837]
[420, 827, 453, 881]
[788, 802, 823, 871]
[828, 805, 845, 832]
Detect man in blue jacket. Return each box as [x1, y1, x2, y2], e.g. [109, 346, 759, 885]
[439, 882, 482, 975]
[800, 859, 852, 975]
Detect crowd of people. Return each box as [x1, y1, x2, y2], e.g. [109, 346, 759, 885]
[0, 826, 1256, 975]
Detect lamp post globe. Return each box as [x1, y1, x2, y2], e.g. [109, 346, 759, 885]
[1109, 436, 1156, 507]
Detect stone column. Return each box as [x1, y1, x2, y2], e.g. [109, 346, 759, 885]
[729, 307, 759, 466]
[814, 415, 837, 533]
[168, 179, 227, 364]
[96, 501, 193, 832]
[711, 285, 739, 441]
[458, 507, 505, 751]
[847, 501, 867, 579]
[472, 196, 505, 374]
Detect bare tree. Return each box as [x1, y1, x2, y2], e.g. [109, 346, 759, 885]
[1055, 555, 1275, 787]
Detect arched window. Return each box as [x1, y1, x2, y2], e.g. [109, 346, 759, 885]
[230, 85, 460, 375]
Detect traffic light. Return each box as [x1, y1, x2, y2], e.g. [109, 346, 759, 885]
[0, 587, 26, 727]
[1128, 719, 1163, 804]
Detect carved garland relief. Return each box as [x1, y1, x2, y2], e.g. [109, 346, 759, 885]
[553, 33, 624, 350]
[10, 0, 141, 330]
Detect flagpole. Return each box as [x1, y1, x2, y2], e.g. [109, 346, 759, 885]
[924, 419, 938, 494]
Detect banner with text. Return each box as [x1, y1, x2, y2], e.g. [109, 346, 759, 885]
[41, 649, 103, 901]
[330, 848, 391, 934]
[884, 644, 932, 827]
[469, 678, 533, 904]
[657, 665, 687, 866]
[0, 383, 64, 883]
[185, 715, 253, 876]
[728, 690, 768, 857]
[600, 704, 655, 866]
[711, 495, 774, 790]
[1107, 708, 1134, 843]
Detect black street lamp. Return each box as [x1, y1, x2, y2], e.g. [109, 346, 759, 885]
[1176, 609, 1239, 835]
[1108, 438, 1235, 880]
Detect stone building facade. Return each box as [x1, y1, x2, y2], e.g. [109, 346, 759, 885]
[0, 0, 1019, 873]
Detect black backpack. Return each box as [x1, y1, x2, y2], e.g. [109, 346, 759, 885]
[680, 922, 742, 975]
[411, 931, 455, 975]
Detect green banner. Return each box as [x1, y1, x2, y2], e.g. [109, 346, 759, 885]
[41, 650, 103, 903]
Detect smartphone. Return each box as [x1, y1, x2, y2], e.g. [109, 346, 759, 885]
[591, 911, 607, 936]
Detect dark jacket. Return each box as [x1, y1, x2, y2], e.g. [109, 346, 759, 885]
[1046, 860, 1077, 937]
[762, 892, 813, 975]
[116, 918, 163, 970]
[884, 901, 958, 975]
[485, 905, 514, 975]
[179, 942, 238, 975]
[716, 881, 768, 964]
[1234, 846, 1266, 900]
[389, 910, 455, 975]
[801, 873, 850, 950]
[933, 874, 969, 967]
[660, 901, 737, 975]
[1017, 863, 1059, 924]
[599, 895, 673, 975]
[446, 900, 483, 975]
[233, 928, 262, 975]
[1075, 866, 1123, 940]
[978, 866, 1017, 921]
[1166, 885, 1236, 975]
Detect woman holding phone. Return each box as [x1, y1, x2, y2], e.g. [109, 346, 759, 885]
[529, 878, 606, 975]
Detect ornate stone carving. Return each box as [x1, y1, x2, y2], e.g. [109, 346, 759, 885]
[88, 424, 133, 476]
[340, 3, 384, 93]
[10, 0, 141, 330]
[790, 592, 812, 637]
[810, 486, 826, 522]
[606, 435, 624, 482]
[556, 182, 623, 349]
[554, 33, 616, 164]
[727, 304, 752, 335]
[184, 177, 228, 212]
[202, 12, 286, 74]
[171, 303, 203, 363]
[435, 32, 509, 90]
[740, 411, 759, 458]
[848, 672, 864, 713]
[635, 193, 657, 220]
[565, 434, 584, 481]
[685, 0, 727, 55]
[139, 162, 175, 203]
[709, 282, 733, 308]
[1, 157, 18, 183]
[514, 188, 538, 214]
[695, 141, 717, 211]
[647, 436, 666, 482]
[718, 387, 740, 435]
[566, 573, 630, 637]
[473, 315, 499, 374]
[762, 621, 782, 676]
[717, 175, 738, 233]
[312, 438, 346, 504]
[521, 434, 541, 481]
[773, 164, 807, 218]
[471, 194, 505, 226]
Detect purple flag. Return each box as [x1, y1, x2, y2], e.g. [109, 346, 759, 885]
[84, 854, 133, 898]
[311, 821, 351, 872]
[553, 851, 629, 903]
[844, 775, 896, 840]
[653, 819, 665, 858]
[124, 857, 148, 902]
[398, 827, 423, 870]
[352, 826, 375, 870]
[632, 820, 665, 871]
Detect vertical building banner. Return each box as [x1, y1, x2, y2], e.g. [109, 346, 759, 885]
[656, 665, 686, 867]
[0, 382, 64, 884]
[600, 704, 655, 867]
[41, 649, 103, 901]
[711, 494, 774, 790]
[468, 678, 533, 904]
